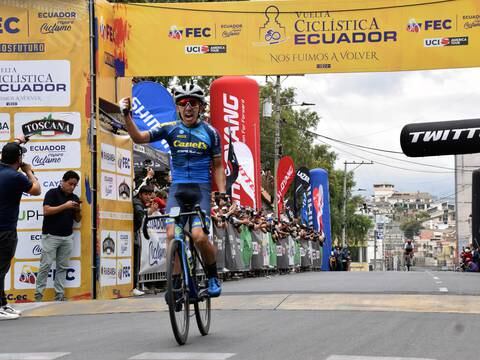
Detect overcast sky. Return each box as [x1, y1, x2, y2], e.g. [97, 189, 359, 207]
[254, 68, 480, 199]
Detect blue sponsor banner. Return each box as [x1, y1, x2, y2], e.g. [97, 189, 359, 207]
[309, 168, 332, 271]
[132, 81, 176, 153]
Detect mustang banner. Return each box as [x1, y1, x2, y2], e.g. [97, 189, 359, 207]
[211, 76, 261, 210]
[119, 0, 480, 76]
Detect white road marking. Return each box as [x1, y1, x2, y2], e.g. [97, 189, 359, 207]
[327, 356, 437, 360]
[438, 287, 448, 292]
[0, 353, 70, 360]
[433, 276, 439, 280]
[435, 281, 442, 284]
[129, 353, 236, 360]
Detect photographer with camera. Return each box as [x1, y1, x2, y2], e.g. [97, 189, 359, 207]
[0, 137, 41, 319]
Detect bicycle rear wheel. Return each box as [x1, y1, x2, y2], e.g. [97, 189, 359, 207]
[167, 240, 190, 345]
[192, 244, 211, 336]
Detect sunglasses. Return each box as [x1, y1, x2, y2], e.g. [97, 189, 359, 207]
[176, 98, 202, 108]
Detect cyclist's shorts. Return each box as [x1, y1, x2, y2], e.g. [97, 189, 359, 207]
[165, 183, 211, 229]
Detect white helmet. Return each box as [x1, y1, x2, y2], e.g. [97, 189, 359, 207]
[172, 83, 206, 104]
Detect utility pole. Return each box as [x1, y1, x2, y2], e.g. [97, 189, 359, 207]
[342, 161, 373, 248]
[273, 75, 281, 219]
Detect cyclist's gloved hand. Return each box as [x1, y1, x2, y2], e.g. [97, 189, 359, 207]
[119, 97, 131, 116]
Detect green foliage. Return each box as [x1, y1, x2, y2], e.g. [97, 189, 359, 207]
[259, 82, 372, 245]
[128, 75, 373, 245]
[400, 219, 424, 239]
[399, 211, 429, 239]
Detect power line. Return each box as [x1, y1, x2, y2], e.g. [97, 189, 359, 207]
[317, 137, 454, 174]
[284, 124, 474, 172]
[316, 133, 457, 171]
[305, 128, 403, 154]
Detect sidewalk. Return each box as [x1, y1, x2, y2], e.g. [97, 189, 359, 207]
[14, 296, 167, 318]
[12, 292, 480, 318]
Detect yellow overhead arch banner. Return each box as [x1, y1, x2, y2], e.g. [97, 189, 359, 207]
[122, 0, 480, 76]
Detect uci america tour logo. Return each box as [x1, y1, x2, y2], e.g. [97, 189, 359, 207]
[253, 5, 289, 46]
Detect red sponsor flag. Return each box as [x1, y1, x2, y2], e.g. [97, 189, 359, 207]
[210, 76, 261, 209]
[276, 156, 295, 218]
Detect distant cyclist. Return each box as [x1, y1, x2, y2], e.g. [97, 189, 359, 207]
[404, 239, 414, 271]
[119, 83, 226, 297]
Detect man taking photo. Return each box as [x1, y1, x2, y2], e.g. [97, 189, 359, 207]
[0, 139, 41, 320]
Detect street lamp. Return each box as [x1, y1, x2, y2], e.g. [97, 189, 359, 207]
[342, 161, 373, 248]
[263, 78, 315, 219]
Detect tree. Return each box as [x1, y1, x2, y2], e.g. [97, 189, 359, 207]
[400, 212, 429, 239]
[259, 82, 372, 244]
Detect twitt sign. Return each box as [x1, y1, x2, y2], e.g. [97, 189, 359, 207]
[400, 118, 480, 157]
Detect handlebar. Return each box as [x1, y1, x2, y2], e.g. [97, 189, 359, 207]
[142, 204, 209, 240]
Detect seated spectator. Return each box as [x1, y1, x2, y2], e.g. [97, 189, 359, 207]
[150, 197, 166, 215]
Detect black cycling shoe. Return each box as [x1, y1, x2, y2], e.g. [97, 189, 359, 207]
[165, 289, 184, 312]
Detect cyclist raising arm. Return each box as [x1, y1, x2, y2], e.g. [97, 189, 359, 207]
[119, 84, 226, 297]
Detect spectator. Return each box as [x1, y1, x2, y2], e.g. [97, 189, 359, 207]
[0, 139, 41, 320]
[35, 171, 81, 302]
[132, 185, 154, 296]
[133, 167, 155, 197]
[150, 197, 166, 215]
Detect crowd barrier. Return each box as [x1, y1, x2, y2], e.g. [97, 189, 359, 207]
[138, 219, 323, 286]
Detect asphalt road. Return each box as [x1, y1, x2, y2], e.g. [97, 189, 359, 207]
[1, 270, 478, 360]
[222, 269, 480, 296]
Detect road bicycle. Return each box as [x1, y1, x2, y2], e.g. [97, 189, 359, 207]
[143, 202, 211, 345]
[404, 253, 413, 271]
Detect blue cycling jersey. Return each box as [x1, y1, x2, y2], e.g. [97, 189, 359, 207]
[149, 120, 221, 184]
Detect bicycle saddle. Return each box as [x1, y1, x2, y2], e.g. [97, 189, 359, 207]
[174, 184, 201, 211]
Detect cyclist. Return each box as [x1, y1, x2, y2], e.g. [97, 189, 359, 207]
[404, 239, 414, 270]
[119, 83, 226, 298]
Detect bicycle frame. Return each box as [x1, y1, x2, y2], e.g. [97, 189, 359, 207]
[143, 205, 209, 300]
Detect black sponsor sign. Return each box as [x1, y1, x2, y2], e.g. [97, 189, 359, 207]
[400, 118, 480, 157]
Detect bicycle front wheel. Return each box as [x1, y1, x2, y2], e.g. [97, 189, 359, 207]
[167, 240, 190, 345]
